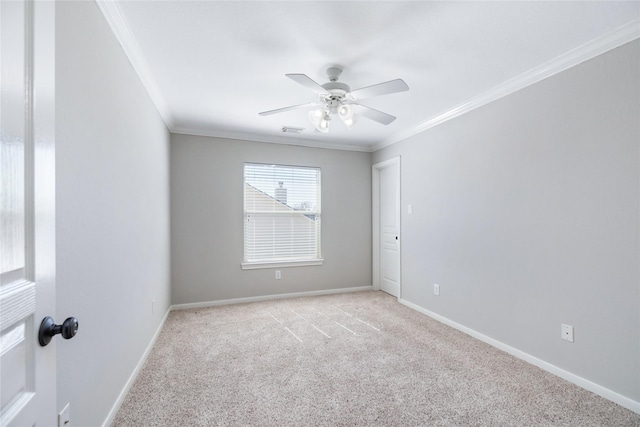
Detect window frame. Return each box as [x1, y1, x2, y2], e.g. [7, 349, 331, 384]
[241, 162, 323, 270]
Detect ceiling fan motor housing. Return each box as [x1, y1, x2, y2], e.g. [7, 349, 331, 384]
[321, 75, 351, 114]
[321, 67, 352, 110]
[321, 81, 350, 95]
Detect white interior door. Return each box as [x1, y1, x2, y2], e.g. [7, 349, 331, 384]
[374, 159, 400, 297]
[1, 1, 57, 425]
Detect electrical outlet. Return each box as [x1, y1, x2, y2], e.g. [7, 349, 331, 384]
[59, 402, 70, 427]
[275, 270, 281, 280]
[433, 284, 440, 296]
[408, 204, 413, 214]
[561, 324, 574, 342]
[151, 299, 155, 315]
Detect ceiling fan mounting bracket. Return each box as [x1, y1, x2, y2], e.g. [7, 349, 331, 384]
[326, 66, 343, 82]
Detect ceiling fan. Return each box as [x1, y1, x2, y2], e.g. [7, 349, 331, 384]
[259, 67, 409, 133]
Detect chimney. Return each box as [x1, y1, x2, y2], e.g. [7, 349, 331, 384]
[275, 181, 287, 204]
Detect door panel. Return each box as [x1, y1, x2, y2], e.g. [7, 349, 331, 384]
[379, 163, 400, 297]
[0, 0, 56, 425]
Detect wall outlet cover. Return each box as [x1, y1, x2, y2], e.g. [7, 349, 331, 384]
[561, 324, 574, 342]
[434, 284, 440, 296]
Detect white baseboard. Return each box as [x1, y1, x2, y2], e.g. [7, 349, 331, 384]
[101, 307, 172, 427]
[399, 298, 640, 415]
[171, 286, 374, 311]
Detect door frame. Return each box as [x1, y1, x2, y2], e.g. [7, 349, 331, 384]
[372, 156, 401, 299]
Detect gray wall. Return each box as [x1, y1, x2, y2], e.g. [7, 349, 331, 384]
[170, 134, 371, 304]
[373, 40, 640, 402]
[52, 0, 637, 419]
[56, 1, 171, 425]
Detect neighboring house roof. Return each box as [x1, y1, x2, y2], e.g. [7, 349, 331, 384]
[244, 183, 316, 220]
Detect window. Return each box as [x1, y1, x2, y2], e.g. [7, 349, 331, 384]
[242, 163, 322, 269]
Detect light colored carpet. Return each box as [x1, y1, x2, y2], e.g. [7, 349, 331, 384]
[112, 291, 639, 426]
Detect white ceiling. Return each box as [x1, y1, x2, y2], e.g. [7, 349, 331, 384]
[100, 1, 639, 152]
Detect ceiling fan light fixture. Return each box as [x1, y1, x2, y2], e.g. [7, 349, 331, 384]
[338, 104, 355, 128]
[319, 112, 331, 132]
[309, 109, 323, 120]
[309, 109, 330, 133]
[338, 104, 353, 120]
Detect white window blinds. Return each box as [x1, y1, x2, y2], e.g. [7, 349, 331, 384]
[243, 163, 322, 267]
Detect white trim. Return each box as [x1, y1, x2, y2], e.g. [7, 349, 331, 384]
[171, 286, 373, 311]
[374, 18, 640, 151]
[372, 157, 402, 298]
[171, 128, 370, 153]
[372, 157, 401, 170]
[101, 307, 172, 427]
[398, 298, 640, 415]
[241, 259, 324, 270]
[95, 0, 174, 129]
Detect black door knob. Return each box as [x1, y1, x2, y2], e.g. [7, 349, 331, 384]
[38, 316, 79, 346]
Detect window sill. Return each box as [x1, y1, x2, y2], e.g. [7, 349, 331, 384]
[241, 259, 324, 270]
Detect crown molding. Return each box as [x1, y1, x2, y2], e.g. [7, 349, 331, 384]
[95, 0, 174, 129]
[171, 126, 373, 152]
[97, 0, 638, 154]
[374, 18, 640, 152]
[96, 0, 371, 153]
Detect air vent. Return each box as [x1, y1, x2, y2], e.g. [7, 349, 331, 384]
[281, 126, 304, 134]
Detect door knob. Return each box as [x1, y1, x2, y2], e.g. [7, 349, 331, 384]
[38, 316, 79, 346]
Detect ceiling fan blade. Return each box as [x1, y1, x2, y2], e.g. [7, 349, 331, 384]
[354, 104, 397, 125]
[349, 79, 409, 100]
[259, 102, 319, 116]
[286, 74, 329, 95]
